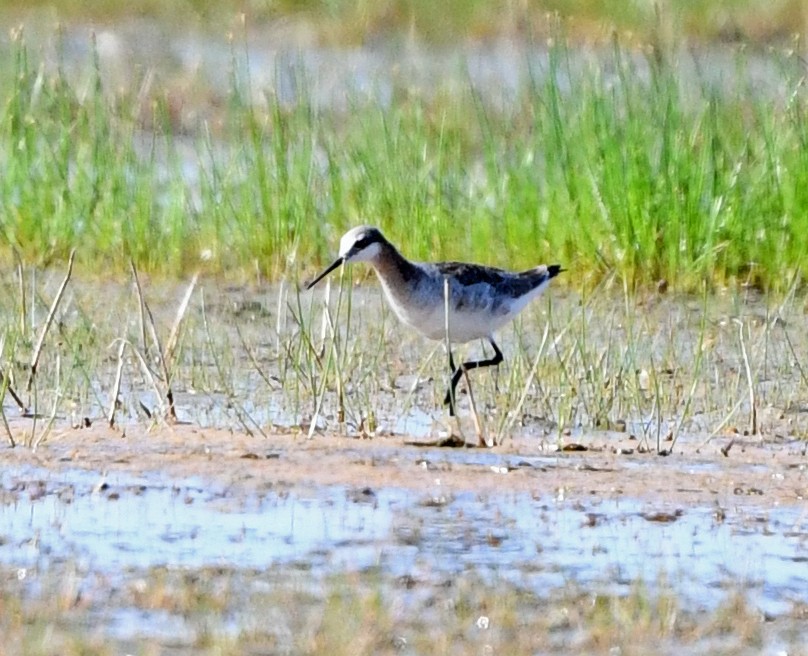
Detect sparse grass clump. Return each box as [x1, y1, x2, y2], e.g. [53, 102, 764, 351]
[2, 261, 808, 446]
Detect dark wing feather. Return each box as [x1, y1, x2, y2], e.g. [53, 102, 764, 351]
[435, 261, 563, 300]
[435, 262, 511, 287]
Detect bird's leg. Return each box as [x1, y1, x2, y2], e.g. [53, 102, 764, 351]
[444, 338, 504, 415]
[446, 346, 458, 416]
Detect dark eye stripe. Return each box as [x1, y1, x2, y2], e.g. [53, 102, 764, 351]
[353, 235, 375, 250]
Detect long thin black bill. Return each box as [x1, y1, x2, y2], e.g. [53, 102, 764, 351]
[306, 258, 344, 289]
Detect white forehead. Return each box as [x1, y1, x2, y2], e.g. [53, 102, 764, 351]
[338, 225, 376, 257]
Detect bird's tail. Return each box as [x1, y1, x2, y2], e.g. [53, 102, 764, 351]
[521, 264, 564, 278]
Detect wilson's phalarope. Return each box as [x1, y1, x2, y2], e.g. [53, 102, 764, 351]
[307, 225, 563, 415]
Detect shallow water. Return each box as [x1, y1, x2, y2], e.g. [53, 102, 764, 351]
[2, 464, 805, 620]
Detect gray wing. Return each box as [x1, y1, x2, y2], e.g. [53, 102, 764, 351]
[434, 262, 561, 300]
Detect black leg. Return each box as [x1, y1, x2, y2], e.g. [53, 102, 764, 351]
[444, 338, 504, 416]
[446, 347, 458, 416]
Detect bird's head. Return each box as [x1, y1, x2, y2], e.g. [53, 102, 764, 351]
[306, 225, 387, 289]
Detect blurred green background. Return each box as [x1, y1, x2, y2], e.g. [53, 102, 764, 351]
[1, 0, 806, 45]
[2, 1, 807, 288]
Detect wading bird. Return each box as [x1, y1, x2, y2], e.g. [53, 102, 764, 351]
[307, 225, 563, 415]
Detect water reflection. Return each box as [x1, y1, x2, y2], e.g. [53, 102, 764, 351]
[2, 465, 805, 616]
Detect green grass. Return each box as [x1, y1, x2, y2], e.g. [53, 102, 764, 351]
[2, 26, 808, 291]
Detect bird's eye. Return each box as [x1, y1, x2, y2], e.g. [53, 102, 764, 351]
[353, 235, 372, 250]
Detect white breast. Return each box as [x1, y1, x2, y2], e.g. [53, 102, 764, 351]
[379, 279, 546, 343]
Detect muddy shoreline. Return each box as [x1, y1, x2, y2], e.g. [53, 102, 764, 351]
[2, 420, 807, 653]
[1, 420, 804, 505]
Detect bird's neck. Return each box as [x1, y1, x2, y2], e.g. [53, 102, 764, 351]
[370, 242, 422, 289]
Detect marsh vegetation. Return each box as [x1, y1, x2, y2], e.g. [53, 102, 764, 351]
[1, 3, 807, 653]
[1, 15, 808, 289]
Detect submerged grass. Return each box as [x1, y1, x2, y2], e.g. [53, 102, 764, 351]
[0, 563, 798, 655]
[1, 27, 808, 291]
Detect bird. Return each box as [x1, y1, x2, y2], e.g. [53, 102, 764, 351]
[306, 225, 563, 416]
